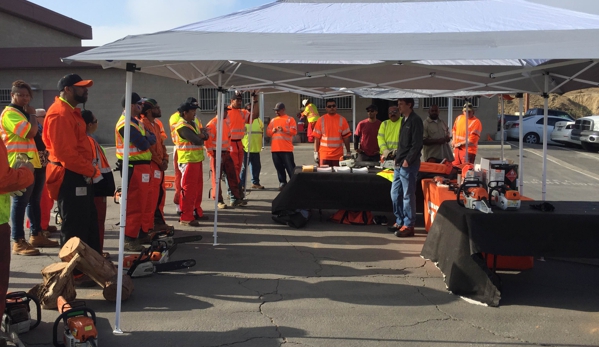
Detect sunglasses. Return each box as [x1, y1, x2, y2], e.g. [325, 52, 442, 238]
[326, 105, 337, 108]
[389, 110, 399, 115]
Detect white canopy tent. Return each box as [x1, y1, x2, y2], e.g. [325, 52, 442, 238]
[62, 0, 599, 332]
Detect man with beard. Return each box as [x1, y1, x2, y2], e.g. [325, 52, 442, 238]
[354, 104, 382, 162]
[422, 105, 452, 162]
[43, 73, 101, 253]
[140, 98, 172, 233]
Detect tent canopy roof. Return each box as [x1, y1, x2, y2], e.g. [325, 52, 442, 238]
[64, 0, 599, 96]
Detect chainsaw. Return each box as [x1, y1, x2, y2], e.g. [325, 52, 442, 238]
[456, 178, 492, 214]
[2, 291, 41, 345]
[53, 296, 97, 347]
[123, 231, 201, 278]
[375, 149, 397, 169]
[488, 181, 521, 211]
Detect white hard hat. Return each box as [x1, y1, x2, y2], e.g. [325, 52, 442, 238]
[302, 99, 308, 106]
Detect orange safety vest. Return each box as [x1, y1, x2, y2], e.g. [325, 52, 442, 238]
[88, 136, 111, 183]
[313, 114, 351, 160]
[205, 116, 232, 152]
[115, 115, 152, 161]
[452, 114, 482, 154]
[154, 118, 167, 140]
[226, 108, 248, 141]
[266, 114, 297, 152]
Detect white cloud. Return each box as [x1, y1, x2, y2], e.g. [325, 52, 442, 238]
[84, 0, 241, 46]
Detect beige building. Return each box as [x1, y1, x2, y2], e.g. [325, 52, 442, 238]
[1, 0, 497, 145]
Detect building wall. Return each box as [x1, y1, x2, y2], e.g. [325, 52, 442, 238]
[0, 11, 81, 47]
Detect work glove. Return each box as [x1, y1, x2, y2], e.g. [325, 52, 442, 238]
[9, 189, 27, 197]
[314, 151, 319, 163]
[381, 149, 390, 160]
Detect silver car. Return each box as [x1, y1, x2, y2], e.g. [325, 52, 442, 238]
[550, 121, 580, 147]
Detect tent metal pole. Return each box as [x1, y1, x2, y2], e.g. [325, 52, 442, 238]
[213, 74, 224, 245]
[500, 95, 505, 161]
[352, 95, 356, 138]
[260, 93, 265, 149]
[447, 97, 453, 129]
[464, 98, 469, 164]
[114, 67, 134, 334]
[243, 92, 255, 197]
[542, 75, 549, 201]
[518, 96, 524, 195]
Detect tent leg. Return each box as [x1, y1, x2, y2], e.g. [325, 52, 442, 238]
[213, 74, 224, 246]
[500, 95, 505, 161]
[114, 65, 136, 334]
[542, 75, 549, 201]
[518, 95, 524, 195]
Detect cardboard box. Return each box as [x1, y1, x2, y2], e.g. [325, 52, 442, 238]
[479, 157, 507, 185]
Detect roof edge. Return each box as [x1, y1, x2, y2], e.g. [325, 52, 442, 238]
[0, 0, 92, 40]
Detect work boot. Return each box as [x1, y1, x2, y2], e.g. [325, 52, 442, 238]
[45, 225, 58, 233]
[251, 184, 265, 190]
[124, 237, 143, 252]
[231, 199, 248, 207]
[217, 202, 227, 209]
[179, 219, 201, 227]
[12, 239, 40, 256]
[29, 234, 59, 248]
[138, 232, 153, 245]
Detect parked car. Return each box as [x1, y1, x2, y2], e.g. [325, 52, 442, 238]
[524, 108, 574, 120]
[550, 121, 580, 147]
[571, 115, 599, 152]
[497, 114, 519, 131]
[505, 115, 569, 144]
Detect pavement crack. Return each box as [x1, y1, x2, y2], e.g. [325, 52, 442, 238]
[283, 236, 323, 276]
[257, 279, 287, 344]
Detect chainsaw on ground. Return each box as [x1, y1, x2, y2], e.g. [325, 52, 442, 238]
[53, 296, 97, 347]
[123, 231, 200, 278]
[2, 291, 41, 345]
[456, 178, 492, 214]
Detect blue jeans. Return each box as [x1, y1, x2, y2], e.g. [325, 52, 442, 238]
[272, 152, 295, 185]
[240, 151, 262, 188]
[11, 168, 45, 240]
[390, 162, 420, 228]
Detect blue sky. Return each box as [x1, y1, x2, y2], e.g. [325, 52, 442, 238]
[27, 0, 599, 47]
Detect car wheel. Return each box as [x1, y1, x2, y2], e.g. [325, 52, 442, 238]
[581, 142, 599, 152]
[523, 132, 540, 144]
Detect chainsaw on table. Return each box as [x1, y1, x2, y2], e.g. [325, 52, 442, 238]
[53, 296, 97, 347]
[2, 291, 41, 346]
[456, 169, 492, 213]
[488, 181, 521, 211]
[123, 231, 201, 278]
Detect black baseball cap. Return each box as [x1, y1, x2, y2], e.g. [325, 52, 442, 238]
[179, 101, 200, 112]
[57, 73, 93, 91]
[121, 92, 142, 107]
[273, 102, 286, 111]
[366, 104, 378, 111]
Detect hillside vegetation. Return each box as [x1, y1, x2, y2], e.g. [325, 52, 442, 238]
[501, 88, 599, 118]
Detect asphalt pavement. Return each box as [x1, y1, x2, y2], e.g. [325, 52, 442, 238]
[7, 142, 599, 347]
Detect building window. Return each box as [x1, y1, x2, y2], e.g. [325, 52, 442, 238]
[299, 95, 352, 110]
[198, 89, 252, 111]
[0, 89, 11, 104]
[421, 97, 479, 109]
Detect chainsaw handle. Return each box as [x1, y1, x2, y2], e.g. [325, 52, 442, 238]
[456, 180, 488, 207]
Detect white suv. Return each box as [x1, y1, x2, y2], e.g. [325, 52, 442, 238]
[571, 115, 599, 152]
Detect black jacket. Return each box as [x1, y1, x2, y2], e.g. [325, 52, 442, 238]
[394, 111, 424, 166]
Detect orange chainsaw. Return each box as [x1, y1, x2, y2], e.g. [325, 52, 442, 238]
[53, 296, 97, 347]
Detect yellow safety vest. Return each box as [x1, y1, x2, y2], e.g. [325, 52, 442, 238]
[377, 118, 401, 152]
[377, 169, 394, 182]
[174, 120, 204, 163]
[242, 118, 263, 153]
[115, 115, 152, 161]
[0, 106, 41, 168]
[303, 104, 320, 123]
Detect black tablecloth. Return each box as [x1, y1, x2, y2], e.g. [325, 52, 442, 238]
[272, 170, 394, 213]
[421, 200, 599, 306]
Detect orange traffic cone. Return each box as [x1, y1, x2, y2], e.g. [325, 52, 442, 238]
[487, 134, 493, 141]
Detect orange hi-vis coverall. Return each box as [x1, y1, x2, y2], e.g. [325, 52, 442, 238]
[226, 107, 249, 178]
[115, 115, 153, 239]
[205, 115, 243, 203]
[313, 113, 351, 165]
[452, 114, 482, 165]
[43, 96, 100, 252]
[141, 115, 169, 227]
[0, 138, 34, 316]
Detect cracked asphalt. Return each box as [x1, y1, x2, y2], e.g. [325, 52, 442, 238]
[7, 143, 599, 347]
